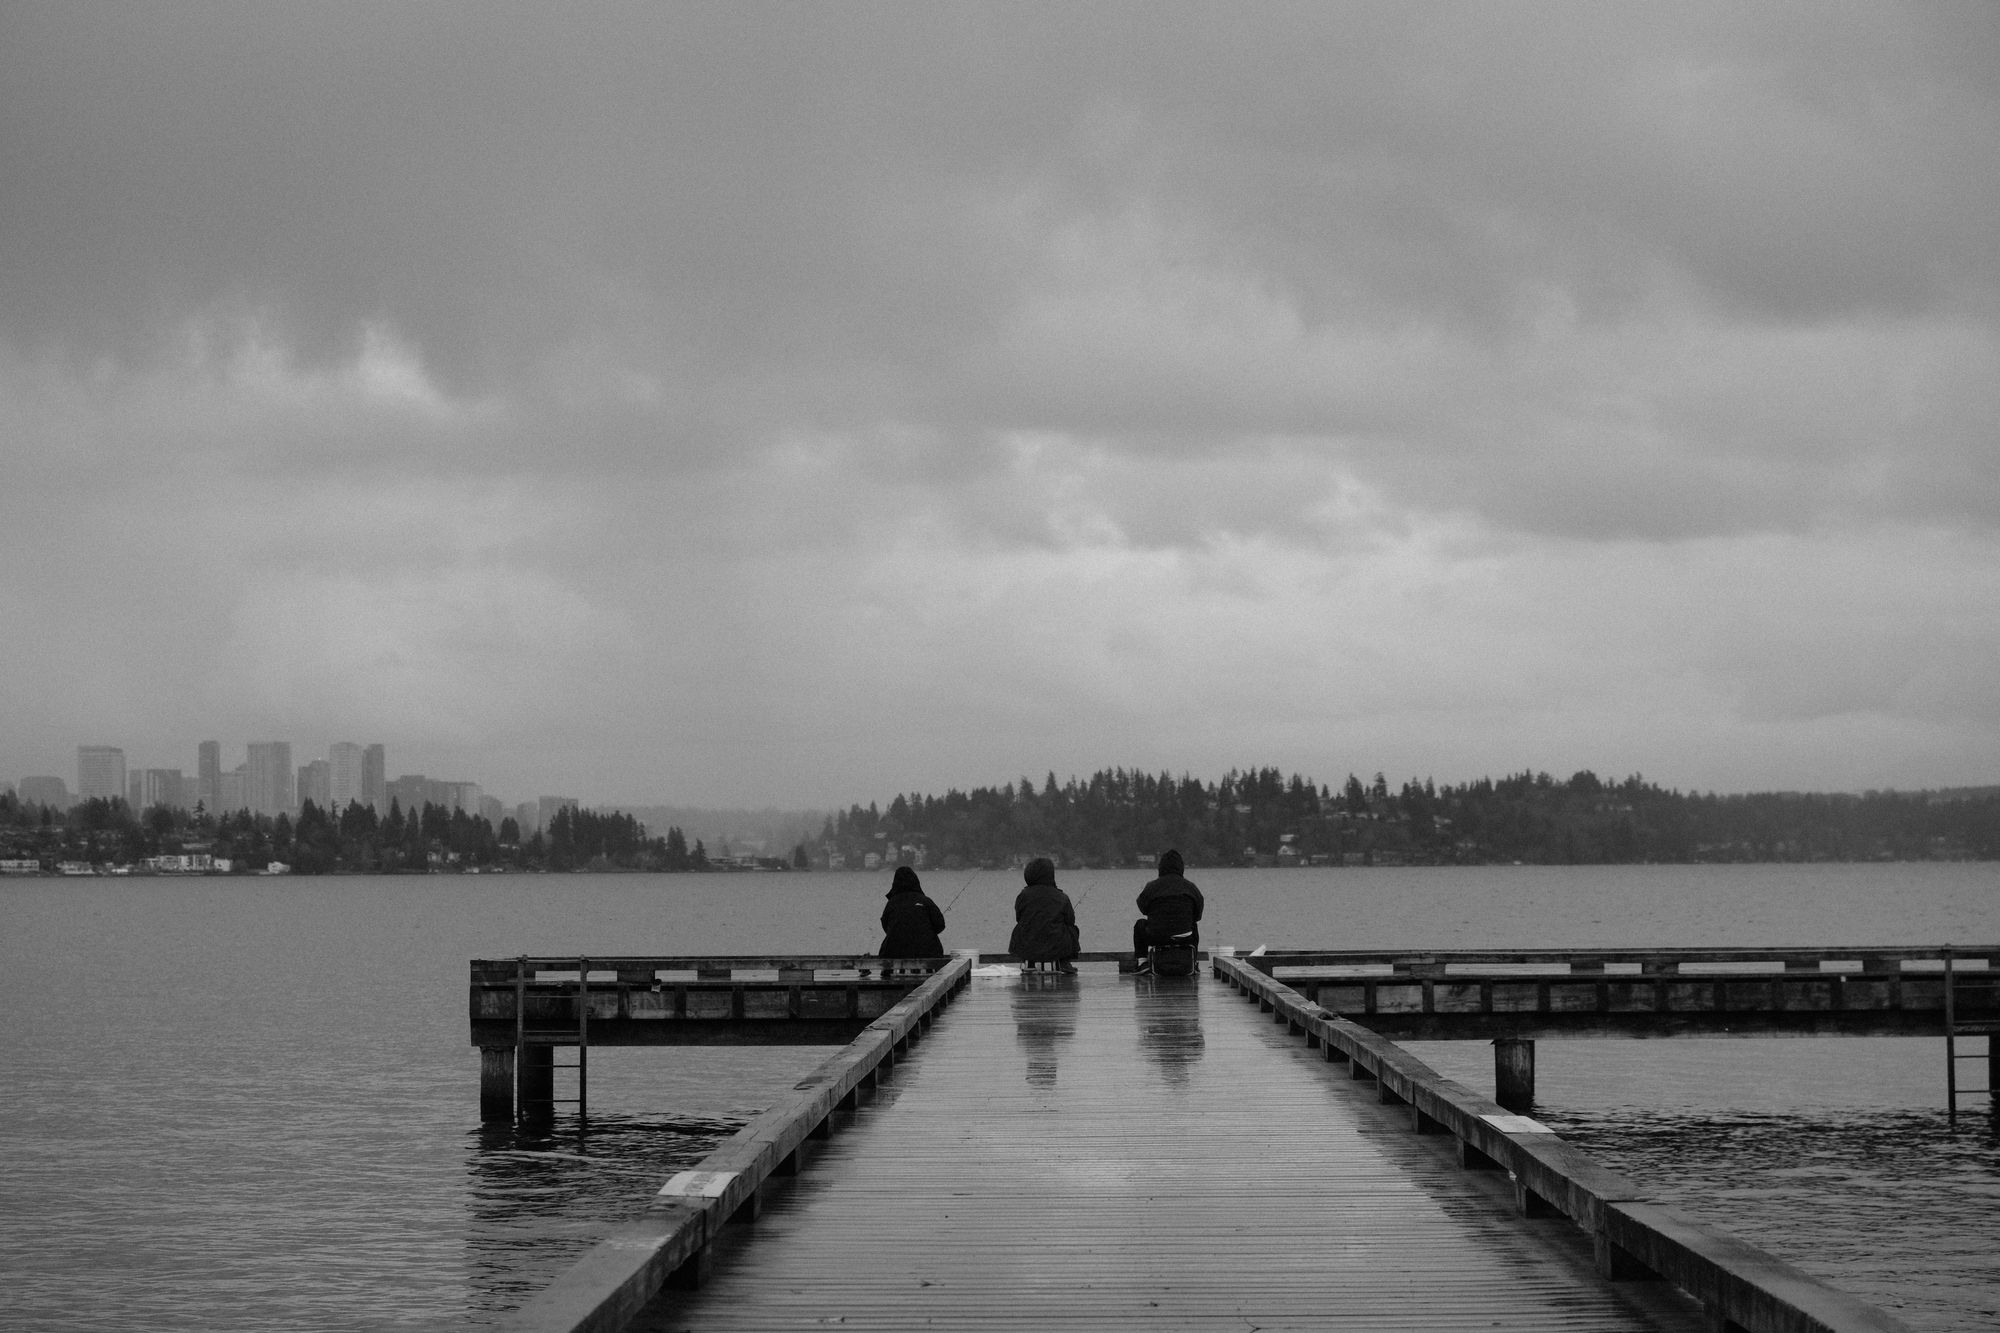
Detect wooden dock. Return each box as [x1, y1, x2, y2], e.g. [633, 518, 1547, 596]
[492, 952, 1927, 1333]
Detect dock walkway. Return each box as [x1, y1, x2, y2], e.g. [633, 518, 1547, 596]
[629, 968, 1701, 1331]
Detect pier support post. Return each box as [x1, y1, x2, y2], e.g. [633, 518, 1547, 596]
[666, 1245, 712, 1290]
[1595, 1232, 1657, 1283]
[479, 1047, 515, 1122]
[1494, 1037, 1535, 1111]
[518, 1044, 555, 1127]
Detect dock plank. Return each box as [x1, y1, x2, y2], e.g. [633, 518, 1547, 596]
[634, 970, 1701, 1331]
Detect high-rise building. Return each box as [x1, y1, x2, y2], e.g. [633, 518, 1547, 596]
[77, 747, 126, 803]
[515, 801, 539, 836]
[220, 766, 247, 814]
[140, 769, 186, 810]
[197, 741, 221, 812]
[245, 742, 294, 818]
[445, 781, 481, 814]
[386, 774, 431, 815]
[20, 776, 70, 809]
[128, 772, 144, 808]
[297, 760, 331, 810]
[478, 795, 506, 826]
[328, 743, 363, 810]
[197, 736, 223, 808]
[362, 744, 386, 812]
[539, 795, 580, 831]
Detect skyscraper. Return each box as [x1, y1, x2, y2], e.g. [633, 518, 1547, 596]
[198, 740, 221, 811]
[77, 746, 126, 802]
[385, 774, 433, 814]
[245, 742, 294, 818]
[539, 795, 579, 831]
[219, 766, 247, 815]
[140, 769, 186, 810]
[362, 744, 386, 812]
[297, 760, 331, 811]
[328, 743, 363, 810]
[20, 776, 70, 809]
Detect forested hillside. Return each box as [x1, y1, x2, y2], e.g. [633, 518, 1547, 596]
[817, 768, 2000, 870]
[6, 768, 1995, 873]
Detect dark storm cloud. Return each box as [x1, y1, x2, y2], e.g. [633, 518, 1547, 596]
[0, 4, 1044, 380]
[7, 4, 1995, 403]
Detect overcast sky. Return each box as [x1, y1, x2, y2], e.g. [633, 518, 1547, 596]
[3, 2, 1997, 809]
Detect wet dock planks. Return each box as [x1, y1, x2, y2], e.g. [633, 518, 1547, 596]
[631, 968, 1703, 1331]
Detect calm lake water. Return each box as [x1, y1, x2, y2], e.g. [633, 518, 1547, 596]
[4, 864, 1997, 1330]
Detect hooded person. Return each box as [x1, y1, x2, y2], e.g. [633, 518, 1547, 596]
[878, 865, 947, 958]
[1133, 849, 1204, 957]
[1009, 857, 1080, 971]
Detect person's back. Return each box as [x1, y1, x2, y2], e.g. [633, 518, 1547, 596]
[878, 865, 946, 958]
[1134, 849, 1203, 964]
[1009, 857, 1079, 970]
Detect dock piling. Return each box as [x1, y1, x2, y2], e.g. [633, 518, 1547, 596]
[1494, 1036, 1535, 1111]
[519, 1044, 556, 1127]
[480, 1047, 515, 1122]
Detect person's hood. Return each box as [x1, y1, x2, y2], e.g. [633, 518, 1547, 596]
[1022, 857, 1056, 886]
[1157, 849, 1185, 877]
[887, 865, 922, 897]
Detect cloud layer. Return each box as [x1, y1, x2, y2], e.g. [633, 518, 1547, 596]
[3, 3, 1996, 805]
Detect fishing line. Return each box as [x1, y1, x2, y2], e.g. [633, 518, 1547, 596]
[1070, 871, 1108, 909]
[939, 868, 981, 915]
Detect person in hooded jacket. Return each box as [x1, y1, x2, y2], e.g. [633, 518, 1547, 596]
[1133, 849, 1204, 957]
[878, 865, 947, 958]
[1009, 857, 1079, 971]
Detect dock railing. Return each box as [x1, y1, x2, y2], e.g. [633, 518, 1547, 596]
[1240, 945, 2000, 1043]
[1245, 945, 2000, 975]
[1214, 953, 1913, 1333]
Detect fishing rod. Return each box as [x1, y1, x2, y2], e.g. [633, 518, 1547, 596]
[939, 867, 982, 915]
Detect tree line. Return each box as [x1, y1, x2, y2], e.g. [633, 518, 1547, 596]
[0, 792, 715, 873]
[8, 765, 1997, 874]
[820, 767, 2000, 869]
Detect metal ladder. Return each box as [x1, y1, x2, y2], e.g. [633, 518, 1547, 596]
[1944, 947, 1993, 1129]
[513, 955, 591, 1128]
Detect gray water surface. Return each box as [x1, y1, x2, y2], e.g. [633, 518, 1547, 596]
[4, 864, 1996, 1329]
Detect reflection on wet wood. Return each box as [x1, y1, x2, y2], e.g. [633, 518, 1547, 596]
[638, 969, 1704, 1332]
[505, 959, 975, 1333]
[1216, 957, 1913, 1333]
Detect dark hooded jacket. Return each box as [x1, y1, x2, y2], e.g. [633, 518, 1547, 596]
[878, 866, 946, 958]
[1009, 857, 1080, 962]
[1136, 849, 1204, 936]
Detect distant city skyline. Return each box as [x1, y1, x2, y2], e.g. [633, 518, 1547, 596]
[7, 736, 620, 813]
[10, 738, 533, 822]
[8, 730, 1995, 826]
